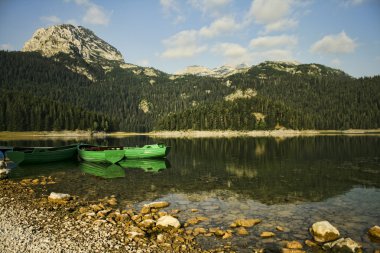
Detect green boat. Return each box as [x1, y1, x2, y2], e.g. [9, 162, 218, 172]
[119, 159, 170, 173]
[123, 143, 170, 159]
[78, 144, 125, 164]
[80, 162, 125, 179]
[6, 144, 78, 164]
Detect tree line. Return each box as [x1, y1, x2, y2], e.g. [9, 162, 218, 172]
[1, 50, 379, 132]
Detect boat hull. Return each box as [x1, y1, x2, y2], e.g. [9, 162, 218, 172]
[123, 144, 170, 159]
[78, 145, 125, 164]
[6, 144, 78, 164]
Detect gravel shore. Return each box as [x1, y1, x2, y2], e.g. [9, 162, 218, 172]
[0, 180, 148, 253]
[2, 177, 377, 253]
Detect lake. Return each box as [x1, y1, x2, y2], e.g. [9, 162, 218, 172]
[1, 136, 380, 252]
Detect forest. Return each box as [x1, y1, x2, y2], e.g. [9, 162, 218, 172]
[1, 50, 379, 132]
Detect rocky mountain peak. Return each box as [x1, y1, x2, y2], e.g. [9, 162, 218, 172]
[176, 63, 249, 77]
[22, 24, 125, 70]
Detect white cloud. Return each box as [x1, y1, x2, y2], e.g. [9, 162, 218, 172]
[311, 31, 357, 54]
[247, 0, 292, 24]
[160, 0, 179, 13]
[64, 0, 110, 26]
[0, 43, 14, 51]
[40, 16, 62, 24]
[263, 18, 298, 33]
[250, 35, 298, 48]
[161, 45, 208, 58]
[246, 0, 303, 33]
[163, 30, 199, 47]
[83, 4, 109, 25]
[160, 15, 241, 59]
[212, 43, 248, 58]
[161, 30, 207, 58]
[189, 0, 232, 16]
[160, 0, 185, 24]
[199, 16, 241, 38]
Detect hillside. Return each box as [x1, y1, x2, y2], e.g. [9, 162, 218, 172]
[0, 24, 379, 132]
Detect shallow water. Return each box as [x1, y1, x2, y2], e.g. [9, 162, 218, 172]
[1, 136, 380, 251]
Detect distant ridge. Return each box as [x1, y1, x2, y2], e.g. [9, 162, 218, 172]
[176, 61, 347, 78]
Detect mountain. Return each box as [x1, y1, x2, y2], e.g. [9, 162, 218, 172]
[176, 63, 249, 77]
[1, 24, 379, 132]
[22, 24, 125, 80]
[176, 61, 347, 78]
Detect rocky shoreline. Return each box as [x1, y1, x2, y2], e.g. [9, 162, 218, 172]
[1, 177, 379, 253]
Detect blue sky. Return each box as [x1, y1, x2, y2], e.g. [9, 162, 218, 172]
[0, 0, 379, 77]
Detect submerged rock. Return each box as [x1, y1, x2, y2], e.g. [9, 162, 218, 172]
[286, 241, 303, 249]
[323, 238, 362, 253]
[141, 201, 170, 214]
[260, 231, 275, 238]
[231, 218, 262, 228]
[237, 227, 249, 236]
[156, 215, 180, 229]
[369, 225, 380, 239]
[48, 192, 71, 204]
[186, 216, 208, 226]
[282, 249, 305, 253]
[310, 221, 340, 243]
[305, 239, 318, 248]
[193, 227, 207, 236]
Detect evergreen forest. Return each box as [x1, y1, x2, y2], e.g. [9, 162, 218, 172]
[1, 51, 379, 132]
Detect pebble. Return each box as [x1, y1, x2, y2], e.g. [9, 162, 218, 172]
[237, 227, 249, 236]
[369, 226, 380, 239]
[260, 231, 275, 238]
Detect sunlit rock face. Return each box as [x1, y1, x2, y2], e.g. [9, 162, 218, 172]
[22, 24, 125, 79]
[175, 64, 249, 77]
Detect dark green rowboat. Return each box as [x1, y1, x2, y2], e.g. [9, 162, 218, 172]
[124, 144, 170, 159]
[6, 144, 78, 164]
[78, 145, 125, 164]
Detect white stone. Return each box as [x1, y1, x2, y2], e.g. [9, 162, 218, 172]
[0, 161, 6, 168]
[0, 168, 10, 179]
[146, 201, 170, 209]
[323, 238, 362, 253]
[48, 192, 71, 201]
[139, 219, 156, 229]
[156, 233, 165, 243]
[156, 215, 180, 229]
[126, 231, 145, 239]
[311, 221, 340, 243]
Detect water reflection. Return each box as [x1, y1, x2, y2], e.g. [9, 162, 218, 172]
[2, 136, 380, 204]
[80, 162, 125, 179]
[2, 136, 379, 252]
[119, 159, 170, 173]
